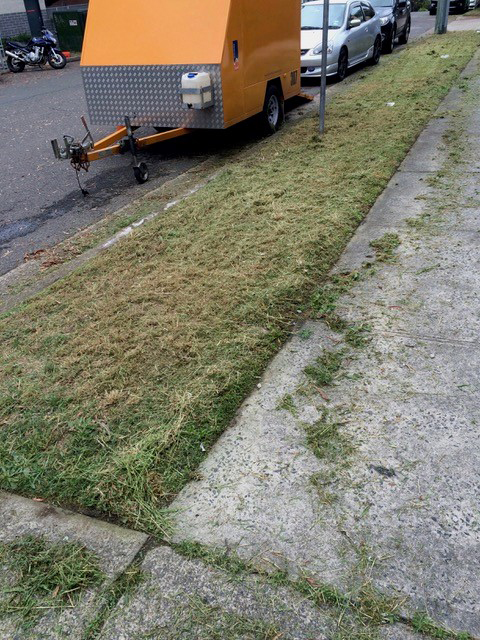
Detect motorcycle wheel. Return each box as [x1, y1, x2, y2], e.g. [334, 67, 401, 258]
[48, 51, 67, 69]
[7, 56, 26, 73]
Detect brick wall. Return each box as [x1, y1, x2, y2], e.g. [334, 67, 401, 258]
[0, 9, 54, 38]
[0, 11, 30, 37]
[0, 4, 87, 41]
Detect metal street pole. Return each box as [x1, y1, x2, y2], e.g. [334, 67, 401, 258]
[434, 0, 449, 34]
[319, 0, 330, 133]
[0, 29, 6, 73]
[23, 0, 44, 37]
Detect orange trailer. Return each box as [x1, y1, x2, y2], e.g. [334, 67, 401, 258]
[52, 0, 303, 183]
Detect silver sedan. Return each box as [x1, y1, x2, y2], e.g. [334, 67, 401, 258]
[301, 0, 382, 81]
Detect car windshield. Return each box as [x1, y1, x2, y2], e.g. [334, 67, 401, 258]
[301, 3, 347, 29]
[369, 0, 394, 6]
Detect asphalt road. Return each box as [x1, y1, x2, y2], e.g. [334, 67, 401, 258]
[0, 12, 435, 277]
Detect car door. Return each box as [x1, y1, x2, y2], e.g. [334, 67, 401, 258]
[395, 0, 407, 33]
[361, 1, 378, 53]
[345, 3, 366, 64]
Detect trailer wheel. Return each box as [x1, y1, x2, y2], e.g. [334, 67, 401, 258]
[261, 85, 284, 135]
[133, 162, 149, 184]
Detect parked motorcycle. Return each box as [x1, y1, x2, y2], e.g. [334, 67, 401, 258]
[5, 28, 67, 73]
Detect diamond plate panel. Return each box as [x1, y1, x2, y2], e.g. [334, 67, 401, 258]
[82, 65, 224, 129]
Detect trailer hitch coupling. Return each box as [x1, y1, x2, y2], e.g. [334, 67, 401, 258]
[51, 116, 94, 164]
[51, 112, 190, 184]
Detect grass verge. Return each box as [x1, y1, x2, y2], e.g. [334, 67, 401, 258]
[0, 535, 104, 629]
[0, 33, 478, 537]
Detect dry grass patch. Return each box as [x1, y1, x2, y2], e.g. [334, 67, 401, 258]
[0, 33, 478, 536]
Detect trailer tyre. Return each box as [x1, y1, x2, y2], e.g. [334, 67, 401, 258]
[134, 162, 149, 184]
[261, 85, 284, 135]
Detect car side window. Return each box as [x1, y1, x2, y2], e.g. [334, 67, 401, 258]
[349, 4, 365, 21]
[362, 2, 375, 18]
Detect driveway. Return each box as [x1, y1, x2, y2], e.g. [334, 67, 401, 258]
[0, 12, 435, 277]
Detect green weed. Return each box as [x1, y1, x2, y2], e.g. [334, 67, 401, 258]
[298, 328, 313, 340]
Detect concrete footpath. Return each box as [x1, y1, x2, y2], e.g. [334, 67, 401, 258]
[2, 43, 480, 640]
[171, 47, 480, 637]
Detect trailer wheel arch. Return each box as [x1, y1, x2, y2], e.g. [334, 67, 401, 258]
[260, 80, 285, 135]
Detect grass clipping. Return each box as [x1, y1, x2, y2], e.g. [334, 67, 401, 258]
[0, 33, 478, 536]
[0, 536, 104, 629]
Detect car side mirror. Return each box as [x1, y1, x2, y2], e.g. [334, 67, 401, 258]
[348, 17, 362, 28]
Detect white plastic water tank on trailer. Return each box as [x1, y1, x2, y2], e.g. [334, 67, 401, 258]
[181, 72, 213, 109]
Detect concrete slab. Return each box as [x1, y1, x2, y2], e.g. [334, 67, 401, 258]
[0, 492, 148, 639]
[98, 546, 335, 639]
[172, 323, 480, 634]
[448, 17, 480, 30]
[331, 394, 480, 635]
[336, 229, 480, 342]
[398, 120, 448, 173]
[173, 321, 355, 585]
[379, 626, 425, 640]
[333, 171, 433, 273]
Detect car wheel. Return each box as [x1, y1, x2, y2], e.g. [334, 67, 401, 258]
[382, 24, 396, 54]
[398, 18, 410, 44]
[429, 7, 436, 13]
[7, 56, 25, 73]
[336, 47, 348, 82]
[369, 36, 381, 65]
[260, 84, 284, 135]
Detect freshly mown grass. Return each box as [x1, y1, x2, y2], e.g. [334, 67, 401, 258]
[411, 613, 472, 640]
[174, 540, 476, 640]
[83, 563, 144, 639]
[304, 409, 354, 461]
[276, 393, 298, 416]
[369, 232, 401, 262]
[304, 350, 344, 386]
[159, 595, 281, 640]
[0, 535, 104, 629]
[0, 34, 478, 537]
[344, 323, 372, 348]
